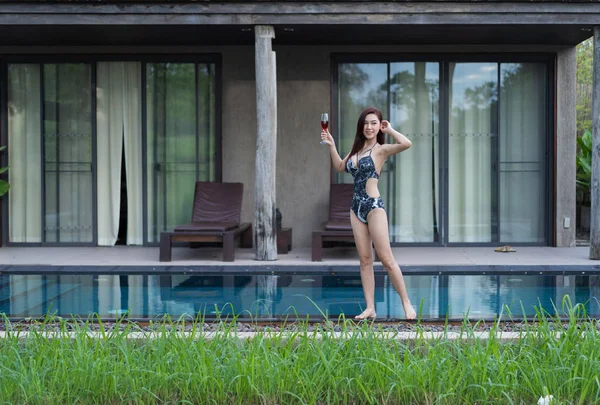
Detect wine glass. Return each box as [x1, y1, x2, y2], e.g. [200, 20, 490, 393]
[320, 113, 329, 145]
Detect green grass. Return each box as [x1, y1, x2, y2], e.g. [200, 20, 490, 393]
[0, 298, 599, 404]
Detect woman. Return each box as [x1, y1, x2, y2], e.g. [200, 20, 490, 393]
[321, 107, 416, 321]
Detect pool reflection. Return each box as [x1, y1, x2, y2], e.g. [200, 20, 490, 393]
[1, 274, 599, 320]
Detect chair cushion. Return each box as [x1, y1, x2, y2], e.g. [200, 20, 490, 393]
[174, 222, 239, 232]
[191, 182, 243, 223]
[329, 184, 354, 223]
[324, 221, 352, 231]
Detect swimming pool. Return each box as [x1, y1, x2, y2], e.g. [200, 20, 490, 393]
[1, 272, 599, 320]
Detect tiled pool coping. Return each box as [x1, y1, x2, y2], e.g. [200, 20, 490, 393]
[2, 264, 600, 275]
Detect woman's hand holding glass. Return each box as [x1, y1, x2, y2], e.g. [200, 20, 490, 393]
[320, 129, 334, 146]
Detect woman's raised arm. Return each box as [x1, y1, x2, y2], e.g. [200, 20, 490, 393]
[379, 120, 412, 158]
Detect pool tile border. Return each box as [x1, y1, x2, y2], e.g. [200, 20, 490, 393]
[1, 264, 600, 275]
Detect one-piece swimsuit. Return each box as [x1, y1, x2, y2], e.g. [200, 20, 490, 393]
[345, 146, 384, 224]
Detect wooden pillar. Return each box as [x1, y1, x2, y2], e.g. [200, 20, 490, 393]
[591, 27, 600, 259]
[254, 25, 277, 261]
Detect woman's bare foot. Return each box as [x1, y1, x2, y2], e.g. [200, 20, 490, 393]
[403, 301, 416, 320]
[355, 309, 377, 321]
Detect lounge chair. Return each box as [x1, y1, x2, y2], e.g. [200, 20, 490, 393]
[311, 183, 355, 261]
[159, 181, 252, 262]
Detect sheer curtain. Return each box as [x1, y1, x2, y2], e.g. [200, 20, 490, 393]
[97, 62, 143, 246]
[499, 63, 546, 243]
[389, 62, 439, 242]
[8, 64, 42, 243]
[449, 63, 496, 243]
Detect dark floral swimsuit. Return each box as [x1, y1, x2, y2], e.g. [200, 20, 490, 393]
[345, 146, 384, 224]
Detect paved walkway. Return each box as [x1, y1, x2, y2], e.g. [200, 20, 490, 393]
[0, 246, 597, 268]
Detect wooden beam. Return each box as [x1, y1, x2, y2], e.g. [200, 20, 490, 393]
[0, 14, 597, 26]
[0, 2, 597, 15]
[254, 25, 277, 261]
[1, 2, 600, 26]
[591, 26, 600, 260]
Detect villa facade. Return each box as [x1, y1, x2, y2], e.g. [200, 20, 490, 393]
[0, 0, 590, 252]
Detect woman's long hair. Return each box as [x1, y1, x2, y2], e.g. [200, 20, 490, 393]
[348, 107, 385, 160]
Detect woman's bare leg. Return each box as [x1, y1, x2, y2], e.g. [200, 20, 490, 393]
[367, 209, 416, 320]
[350, 211, 377, 320]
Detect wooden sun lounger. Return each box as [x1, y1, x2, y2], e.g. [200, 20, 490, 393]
[159, 181, 252, 262]
[312, 183, 355, 261]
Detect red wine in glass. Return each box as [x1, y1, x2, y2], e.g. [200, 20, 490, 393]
[320, 113, 329, 144]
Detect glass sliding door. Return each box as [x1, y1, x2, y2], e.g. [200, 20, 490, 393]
[499, 63, 547, 243]
[42, 64, 94, 243]
[146, 63, 217, 243]
[336, 63, 388, 185]
[6, 58, 219, 246]
[8, 63, 94, 244]
[448, 63, 497, 243]
[336, 57, 549, 245]
[7, 64, 42, 243]
[337, 61, 440, 243]
[389, 62, 439, 242]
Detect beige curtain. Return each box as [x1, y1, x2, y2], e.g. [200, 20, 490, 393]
[97, 62, 143, 246]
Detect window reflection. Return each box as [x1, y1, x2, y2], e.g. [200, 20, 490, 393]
[146, 63, 217, 243]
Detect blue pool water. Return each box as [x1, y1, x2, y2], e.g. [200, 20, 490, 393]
[1, 273, 599, 320]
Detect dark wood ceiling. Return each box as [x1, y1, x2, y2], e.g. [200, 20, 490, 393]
[0, 24, 591, 46]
